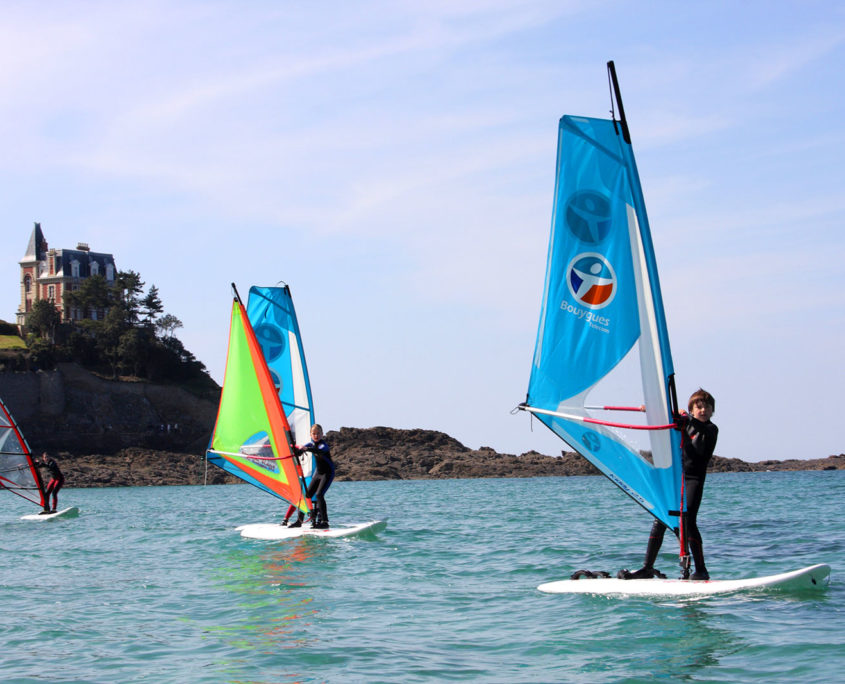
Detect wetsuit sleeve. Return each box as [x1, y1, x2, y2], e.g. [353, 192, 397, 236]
[689, 419, 718, 458]
[681, 419, 718, 479]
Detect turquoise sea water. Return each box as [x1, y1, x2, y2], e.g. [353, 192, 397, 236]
[2, 471, 842, 683]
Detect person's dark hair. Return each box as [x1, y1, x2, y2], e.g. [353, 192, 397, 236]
[688, 388, 715, 412]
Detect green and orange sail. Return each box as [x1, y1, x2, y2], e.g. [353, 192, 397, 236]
[206, 288, 309, 513]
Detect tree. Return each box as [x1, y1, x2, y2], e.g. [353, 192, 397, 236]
[117, 327, 151, 377]
[141, 285, 164, 326]
[155, 313, 183, 339]
[27, 299, 61, 341]
[113, 270, 145, 325]
[26, 338, 55, 370]
[97, 303, 133, 378]
[51, 266, 214, 389]
[64, 274, 111, 320]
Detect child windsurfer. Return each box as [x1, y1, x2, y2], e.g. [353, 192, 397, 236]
[284, 424, 335, 529]
[630, 388, 718, 580]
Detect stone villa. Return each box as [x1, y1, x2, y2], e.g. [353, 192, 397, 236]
[17, 222, 116, 328]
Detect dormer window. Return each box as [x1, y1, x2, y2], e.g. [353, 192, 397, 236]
[106, 263, 114, 280]
[91, 261, 99, 276]
[71, 260, 80, 278]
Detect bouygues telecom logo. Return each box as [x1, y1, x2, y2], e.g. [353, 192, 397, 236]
[253, 323, 286, 391]
[564, 190, 612, 244]
[566, 253, 617, 309]
[253, 323, 286, 362]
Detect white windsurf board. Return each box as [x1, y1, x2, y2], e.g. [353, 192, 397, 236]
[538, 563, 830, 597]
[237, 519, 387, 540]
[21, 506, 80, 521]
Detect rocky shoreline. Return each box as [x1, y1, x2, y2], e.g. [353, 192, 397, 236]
[2, 365, 841, 488]
[47, 426, 845, 488]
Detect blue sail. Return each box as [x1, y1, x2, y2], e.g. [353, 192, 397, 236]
[524, 108, 683, 530]
[246, 284, 317, 487]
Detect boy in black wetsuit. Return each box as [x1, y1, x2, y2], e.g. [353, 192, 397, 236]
[40, 451, 65, 513]
[287, 424, 335, 529]
[633, 389, 718, 580]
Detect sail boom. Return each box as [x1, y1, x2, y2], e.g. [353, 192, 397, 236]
[584, 405, 645, 412]
[207, 448, 292, 462]
[521, 405, 674, 431]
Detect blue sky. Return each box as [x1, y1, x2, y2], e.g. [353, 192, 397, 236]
[2, 1, 843, 462]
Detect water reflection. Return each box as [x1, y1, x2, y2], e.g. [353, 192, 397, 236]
[659, 602, 740, 674]
[205, 538, 339, 652]
[567, 598, 746, 682]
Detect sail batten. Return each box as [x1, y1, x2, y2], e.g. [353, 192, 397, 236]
[524, 70, 682, 528]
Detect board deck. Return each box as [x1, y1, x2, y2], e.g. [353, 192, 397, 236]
[20, 506, 80, 521]
[237, 519, 387, 540]
[537, 563, 830, 596]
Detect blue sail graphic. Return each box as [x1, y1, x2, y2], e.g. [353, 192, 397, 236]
[247, 284, 317, 487]
[524, 100, 682, 529]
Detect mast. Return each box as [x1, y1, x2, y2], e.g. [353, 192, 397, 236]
[607, 60, 631, 144]
[607, 60, 687, 571]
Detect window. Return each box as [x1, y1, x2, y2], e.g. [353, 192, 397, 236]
[91, 261, 99, 276]
[71, 260, 80, 277]
[24, 275, 31, 293]
[106, 263, 114, 280]
[48, 285, 55, 302]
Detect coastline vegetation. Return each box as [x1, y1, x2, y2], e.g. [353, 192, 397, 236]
[2, 271, 217, 398]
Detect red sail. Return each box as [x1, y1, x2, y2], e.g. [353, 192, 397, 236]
[0, 396, 46, 509]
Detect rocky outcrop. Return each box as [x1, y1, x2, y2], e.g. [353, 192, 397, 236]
[710, 454, 845, 472]
[328, 426, 600, 481]
[40, 429, 845, 489]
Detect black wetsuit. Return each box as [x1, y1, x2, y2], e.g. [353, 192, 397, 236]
[42, 457, 65, 512]
[297, 439, 334, 525]
[643, 414, 718, 573]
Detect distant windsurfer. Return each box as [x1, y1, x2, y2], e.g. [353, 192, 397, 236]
[285, 424, 334, 529]
[39, 451, 65, 514]
[631, 389, 718, 580]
